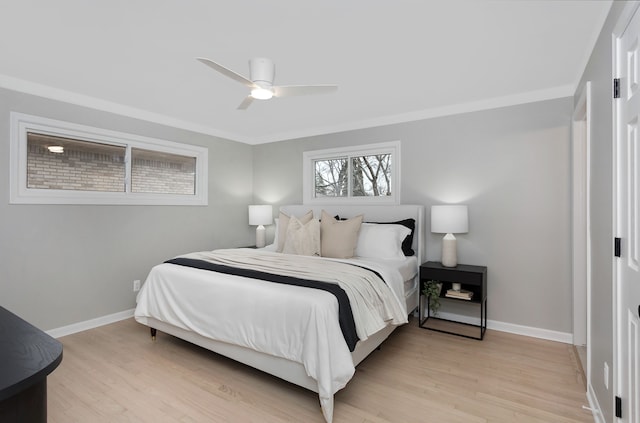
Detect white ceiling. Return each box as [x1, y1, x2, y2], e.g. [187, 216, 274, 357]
[0, 1, 612, 145]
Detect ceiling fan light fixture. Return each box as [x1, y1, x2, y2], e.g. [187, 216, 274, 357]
[197, 56, 337, 109]
[250, 87, 274, 100]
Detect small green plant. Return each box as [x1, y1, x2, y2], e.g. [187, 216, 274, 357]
[423, 280, 442, 316]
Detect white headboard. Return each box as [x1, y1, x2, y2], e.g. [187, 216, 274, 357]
[279, 204, 425, 263]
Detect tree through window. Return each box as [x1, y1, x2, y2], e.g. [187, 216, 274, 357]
[352, 154, 391, 197]
[314, 158, 348, 197]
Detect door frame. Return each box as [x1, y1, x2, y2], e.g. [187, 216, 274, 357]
[572, 81, 591, 370]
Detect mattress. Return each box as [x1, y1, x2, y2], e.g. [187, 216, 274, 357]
[351, 255, 418, 310]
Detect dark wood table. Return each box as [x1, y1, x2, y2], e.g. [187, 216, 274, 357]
[0, 306, 63, 422]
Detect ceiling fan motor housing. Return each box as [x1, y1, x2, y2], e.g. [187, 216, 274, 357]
[249, 57, 275, 86]
[197, 55, 337, 108]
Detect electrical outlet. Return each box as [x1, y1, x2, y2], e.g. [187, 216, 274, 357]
[604, 362, 609, 390]
[133, 280, 141, 292]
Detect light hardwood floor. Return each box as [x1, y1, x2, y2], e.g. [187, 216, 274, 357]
[48, 317, 593, 422]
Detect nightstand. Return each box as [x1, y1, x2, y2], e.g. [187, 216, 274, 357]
[418, 261, 487, 340]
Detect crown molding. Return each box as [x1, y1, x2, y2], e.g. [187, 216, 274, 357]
[0, 74, 252, 144]
[1, 73, 573, 146]
[250, 84, 575, 144]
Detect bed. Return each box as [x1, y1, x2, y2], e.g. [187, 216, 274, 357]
[134, 204, 425, 422]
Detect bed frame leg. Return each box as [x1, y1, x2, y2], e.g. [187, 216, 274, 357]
[150, 328, 157, 341]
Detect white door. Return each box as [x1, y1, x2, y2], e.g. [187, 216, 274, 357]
[616, 5, 640, 422]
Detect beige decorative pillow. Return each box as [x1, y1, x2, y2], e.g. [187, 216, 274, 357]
[282, 216, 321, 256]
[320, 210, 363, 258]
[277, 210, 313, 252]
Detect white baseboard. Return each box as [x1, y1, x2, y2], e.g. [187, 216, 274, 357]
[46, 308, 135, 339]
[50, 308, 573, 344]
[586, 383, 604, 423]
[432, 310, 573, 344]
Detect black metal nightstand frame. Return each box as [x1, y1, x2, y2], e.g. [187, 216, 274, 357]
[418, 261, 487, 340]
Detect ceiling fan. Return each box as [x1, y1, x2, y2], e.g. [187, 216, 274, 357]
[196, 57, 338, 110]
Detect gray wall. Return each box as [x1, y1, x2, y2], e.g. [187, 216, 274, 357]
[574, 2, 631, 420]
[2, 88, 574, 336]
[254, 97, 573, 333]
[0, 88, 254, 330]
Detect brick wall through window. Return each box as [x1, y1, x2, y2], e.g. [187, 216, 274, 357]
[27, 133, 196, 194]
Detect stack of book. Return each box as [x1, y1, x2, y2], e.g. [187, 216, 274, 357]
[445, 289, 473, 300]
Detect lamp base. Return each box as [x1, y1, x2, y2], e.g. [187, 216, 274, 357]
[441, 233, 458, 267]
[255, 225, 266, 248]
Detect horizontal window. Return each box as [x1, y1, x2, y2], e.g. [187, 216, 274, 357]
[131, 148, 196, 195]
[27, 132, 127, 192]
[303, 141, 400, 205]
[10, 112, 208, 205]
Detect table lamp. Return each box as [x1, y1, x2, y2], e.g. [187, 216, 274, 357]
[431, 205, 469, 267]
[249, 205, 272, 248]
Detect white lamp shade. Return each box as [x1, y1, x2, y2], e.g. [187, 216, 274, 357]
[431, 205, 469, 234]
[248, 205, 273, 226]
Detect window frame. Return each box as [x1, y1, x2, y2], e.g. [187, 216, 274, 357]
[302, 141, 400, 205]
[10, 112, 208, 205]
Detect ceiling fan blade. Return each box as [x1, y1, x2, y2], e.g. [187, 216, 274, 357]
[237, 96, 254, 110]
[273, 85, 338, 98]
[196, 57, 256, 88]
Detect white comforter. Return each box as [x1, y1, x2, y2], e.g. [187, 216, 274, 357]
[134, 249, 408, 422]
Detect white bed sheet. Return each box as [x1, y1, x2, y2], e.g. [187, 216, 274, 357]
[134, 250, 411, 421]
[351, 255, 418, 283]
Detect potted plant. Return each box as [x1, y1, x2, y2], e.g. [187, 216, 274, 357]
[423, 280, 442, 316]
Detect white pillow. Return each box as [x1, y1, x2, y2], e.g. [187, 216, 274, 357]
[355, 223, 411, 259]
[277, 210, 313, 252]
[282, 216, 321, 256]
